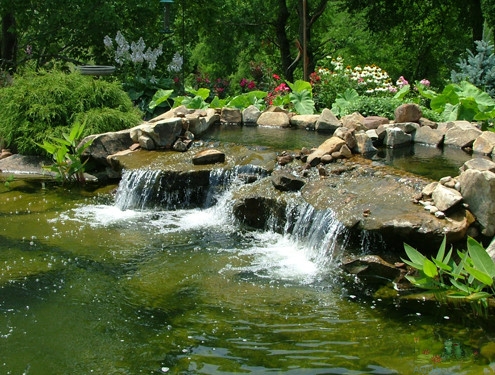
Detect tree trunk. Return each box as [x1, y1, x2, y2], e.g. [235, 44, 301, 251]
[468, 0, 483, 42]
[275, 0, 294, 81]
[1, 13, 17, 70]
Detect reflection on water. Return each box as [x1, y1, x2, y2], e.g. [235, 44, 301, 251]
[374, 144, 476, 180]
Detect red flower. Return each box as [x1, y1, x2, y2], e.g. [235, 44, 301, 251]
[247, 81, 256, 90]
[273, 74, 280, 80]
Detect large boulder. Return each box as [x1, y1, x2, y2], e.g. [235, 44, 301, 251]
[315, 108, 341, 132]
[363, 116, 389, 130]
[444, 121, 482, 148]
[82, 129, 134, 167]
[130, 118, 184, 149]
[459, 158, 495, 173]
[394, 103, 422, 123]
[341, 112, 367, 132]
[413, 126, 445, 146]
[383, 127, 412, 148]
[473, 131, 495, 155]
[431, 183, 463, 212]
[291, 114, 320, 130]
[192, 149, 226, 165]
[257, 111, 290, 127]
[242, 105, 262, 125]
[271, 170, 306, 191]
[457, 168, 495, 236]
[221, 108, 242, 124]
[353, 132, 377, 154]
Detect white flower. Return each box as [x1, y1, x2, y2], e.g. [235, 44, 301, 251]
[167, 52, 183, 73]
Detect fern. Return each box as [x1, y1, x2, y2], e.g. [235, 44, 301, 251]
[0, 70, 142, 155]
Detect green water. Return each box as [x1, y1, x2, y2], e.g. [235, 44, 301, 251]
[1, 178, 494, 375]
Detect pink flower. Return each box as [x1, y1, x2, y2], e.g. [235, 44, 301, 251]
[396, 76, 409, 88]
[247, 81, 256, 90]
[274, 83, 289, 92]
[419, 79, 430, 87]
[240, 78, 248, 87]
[273, 74, 280, 80]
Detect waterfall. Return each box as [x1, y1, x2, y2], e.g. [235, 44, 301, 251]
[282, 202, 348, 268]
[111, 166, 349, 279]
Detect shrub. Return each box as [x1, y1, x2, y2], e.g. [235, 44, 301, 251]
[451, 38, 495, 98]
[0, 70, 142, 155]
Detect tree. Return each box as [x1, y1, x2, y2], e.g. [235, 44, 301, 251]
[340, 0, 482, 86]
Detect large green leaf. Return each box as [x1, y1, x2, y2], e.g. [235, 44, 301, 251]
[149, 89, 174, 110]
[463, 264, 493, 286]
[467, 236, 495, 279]
[287, 80, 313, 96]
[289, 90, 315, 114]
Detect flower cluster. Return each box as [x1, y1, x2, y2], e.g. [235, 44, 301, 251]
[240, 78, 257, 91]
[266, 74, 289, 105]
[167, 52, 183, 73]
[313, 56, 395, 96]
[104, 31, 163, 71]
[194, 72, 230, 98]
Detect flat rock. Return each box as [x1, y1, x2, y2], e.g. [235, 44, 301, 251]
[192, 149, 226, 165]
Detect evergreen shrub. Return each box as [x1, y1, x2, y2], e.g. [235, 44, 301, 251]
[451, 39, 495, 98]
[0, 71, 142, 155]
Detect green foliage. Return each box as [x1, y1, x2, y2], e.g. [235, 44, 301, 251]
[332, 89, 403, 118]
[451, 38, 495, 98]
[227, 91, 267, 110]
[36, 121, 94, 184]
[286, 80, 315, 115]
[0, 71, 141, 155]
[418, 81, 495, 123]
[402, 236, 495, 312]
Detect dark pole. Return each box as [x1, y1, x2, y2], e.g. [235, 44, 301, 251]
[302, 0, 308, 81]
[182, 0, 185, 94]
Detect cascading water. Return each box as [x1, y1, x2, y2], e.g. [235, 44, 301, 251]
[107, 165, 347, 283]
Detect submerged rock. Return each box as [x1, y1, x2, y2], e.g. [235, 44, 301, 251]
[192, 149, 226, 165]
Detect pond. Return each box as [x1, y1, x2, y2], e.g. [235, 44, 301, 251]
[1, 127, 493, 374]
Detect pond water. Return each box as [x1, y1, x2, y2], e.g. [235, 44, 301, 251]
[1, 127, 493, 374]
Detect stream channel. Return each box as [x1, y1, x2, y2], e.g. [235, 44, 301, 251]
[0, 126, 492, 374]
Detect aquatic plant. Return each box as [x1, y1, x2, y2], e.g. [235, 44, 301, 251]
[402, 236, 495, 314]
[37, 121, 93, 184]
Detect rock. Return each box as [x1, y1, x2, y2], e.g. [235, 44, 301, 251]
[334, 127, 357, 150]
[0, 149, 12, 160]
[422, 182, 438, 196]
[315, 108, 341, 132]
[457, 168, 495, 236]
[413, 126, 444, 146]
[257, 111, 290, 127]
[431, 183, 463, 212]
[342, 255, 401, 284]
[277, 152, 294, 166]
[383, 127, 412, 148]
[291, 114, 320, 130]
[81, 129, 134, 167]
[473, 131, 495, 155]
[339, 144, 353, 158]
[443, 121, 482, 148]
[192, 149, 226, 165]
[353, 132, 377, 154]
[394, 103, 422, 123]
[419, 118, 437, 128]
[341, 112, 367, 132]
[307, 137, 346, 166]
[221, 107, 242, 124]
[271, 170, 306, 191]
[459, 158, 495, 173]
[363, 116, 389, 130]
[138, 134, 155, 150]
[0, 154, 49, 175]
[242, 105, 262, 125]
[185, 109, 218, 136]
[394, 122, 420, 134]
